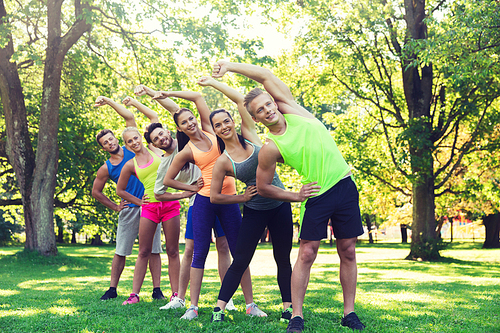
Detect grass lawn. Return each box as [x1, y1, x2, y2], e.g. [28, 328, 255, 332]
[0, 241, 499, 332]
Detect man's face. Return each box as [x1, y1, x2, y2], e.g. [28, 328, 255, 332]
[150, 127, 173, 150]
[98, 133, 120, 154]
[248, 93, 280, 127]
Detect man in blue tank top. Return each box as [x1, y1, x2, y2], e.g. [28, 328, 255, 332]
[212, 61, 365, 332]
[92, 96, 163, 301]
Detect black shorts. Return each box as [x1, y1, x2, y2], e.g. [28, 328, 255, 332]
[300, 177, 364, 241]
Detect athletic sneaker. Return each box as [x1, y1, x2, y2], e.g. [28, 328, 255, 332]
[159, 296, 185, 310]
[152, 287, 165, 300]
[286, 316, 304, 333]
[246, 302, 267, 317]
[100, 287, 117, 300]
[280, 306, 293, 323]
[226, 298, 236, 311]
[211, 306, 225, 322]
[122, 293, 139, 305]
[170, 292, 179, 302]
[180, 305, 198, 320]
[341, 312, 365, 331]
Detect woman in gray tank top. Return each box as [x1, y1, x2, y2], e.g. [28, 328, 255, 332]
[197, 76, 294, 323]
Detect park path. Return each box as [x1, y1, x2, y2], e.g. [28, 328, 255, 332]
[202, 245, 410, 276]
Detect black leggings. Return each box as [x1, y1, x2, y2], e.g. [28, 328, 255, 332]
[218, 202, 293, 303]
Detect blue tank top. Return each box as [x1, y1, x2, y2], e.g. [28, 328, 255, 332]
[105, 146, 144, 208]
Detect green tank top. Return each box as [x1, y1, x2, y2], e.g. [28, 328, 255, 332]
[267, 113, 351, 196]
[133, 148, 161, 203]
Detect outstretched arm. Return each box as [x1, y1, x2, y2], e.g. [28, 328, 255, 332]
[122, 96, 159, 123]
[134, 84, 180, 117]
[198, 76, 261, 146]
[212, 60, 314, 119]
[94, 96, 138, 127]
[153, 90, 213, 134]
[122, 96, 163, 156]
[256, 140, 321, 201]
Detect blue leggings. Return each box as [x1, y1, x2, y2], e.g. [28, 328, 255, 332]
[218, 202, 293, 303]
[191, 194, 242, 269]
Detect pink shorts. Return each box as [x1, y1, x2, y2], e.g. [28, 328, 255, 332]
[141, 201, 181, 224]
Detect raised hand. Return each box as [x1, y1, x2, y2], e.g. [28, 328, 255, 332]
[243, 185, 258, 202]
[212, 60, 229, 78]
[297, 182, 321, 201]
[122, 96, 136, 106]
[134, 84, 155, 97]
[197, 76, 216, 87]
[152, 91, 171, 100]
[94, 96, 110, 107]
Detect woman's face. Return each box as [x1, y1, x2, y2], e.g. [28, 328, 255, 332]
[176, 111, 198, 135]
[211, 112, 235, 141]
[123, 130, 143, 153]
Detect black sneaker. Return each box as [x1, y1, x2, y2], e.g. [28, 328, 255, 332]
[211, 306, 225, 322]
[152, 287, 165, 300]
[341, 312, 365, 331]
[100, 287, 117, 300]
[280, 306, 293, 323]
[286, 316, 304, 333]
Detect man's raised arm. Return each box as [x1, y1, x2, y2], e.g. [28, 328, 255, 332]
[134, 84, 180, 117]
[94, 96, 138, 127]
[212, 60, 313, 119]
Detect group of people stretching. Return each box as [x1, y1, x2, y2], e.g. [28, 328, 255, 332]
[92, 61, 366, 332]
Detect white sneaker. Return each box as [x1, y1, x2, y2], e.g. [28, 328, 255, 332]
[246, 302, 267, 317]
[226, 298, 236, 311]
[159, 296, 185, 310]
[180, 305, 199, 320]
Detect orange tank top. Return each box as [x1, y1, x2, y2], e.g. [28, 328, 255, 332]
[188, 131, 236, 197]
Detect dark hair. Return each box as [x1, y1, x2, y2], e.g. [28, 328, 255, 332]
[144, 122, 163, 144]
[96, 129, 114, 147]
[173, 108, 195, 171]
[209, 109, 247, 154]
[243, 88, 265, 115]
[173, 108, 194, 152]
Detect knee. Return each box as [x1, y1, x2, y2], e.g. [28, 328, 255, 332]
[299, 244, 318, 265]
[216, 238, 229, 254]
[166, 245, 179, 258]
[138, 247, 152, 259]
[338, 241, 357, 262]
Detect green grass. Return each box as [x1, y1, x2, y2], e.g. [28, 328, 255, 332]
[0, 242, 499, 332]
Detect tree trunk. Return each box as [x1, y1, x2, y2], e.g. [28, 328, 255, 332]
[483, 214, 500, 249]
[71, 230, 77, 244]
[364, 214, 374, 244]
[403, 0, 440, 260]
[0, 0, 37, 249]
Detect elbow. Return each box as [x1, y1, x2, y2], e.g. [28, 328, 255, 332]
[257, 185, 271, 198]
[154, 193, 162, 201]
[210, 195, 221, 204]
[91, 189, 98, 199]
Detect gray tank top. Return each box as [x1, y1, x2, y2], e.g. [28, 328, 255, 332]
[224, 141, 284, 210]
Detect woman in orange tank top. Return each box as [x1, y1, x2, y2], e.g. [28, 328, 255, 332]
[157, 88, 257, 321]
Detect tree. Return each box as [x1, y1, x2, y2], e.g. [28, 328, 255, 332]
[0, 0, 268, 255]
[250, 0, 500, 259]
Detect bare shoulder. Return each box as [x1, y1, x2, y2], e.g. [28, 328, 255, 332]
[258, 139, 282, 164]
[277, 101, 315, 120]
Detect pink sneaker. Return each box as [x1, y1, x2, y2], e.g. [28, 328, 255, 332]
[122, 293, 139, 305]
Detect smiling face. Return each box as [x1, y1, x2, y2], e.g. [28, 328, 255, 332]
[122, 129, 143, 153]
[211, 111, 235, 141]
[248, 93, 280, 127]
[98, 132, 120, 155]
[175, 110, 198, 135]
[150, 127, 173, 150]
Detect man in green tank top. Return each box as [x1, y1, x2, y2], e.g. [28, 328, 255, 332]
[213, 61, 366, 332]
